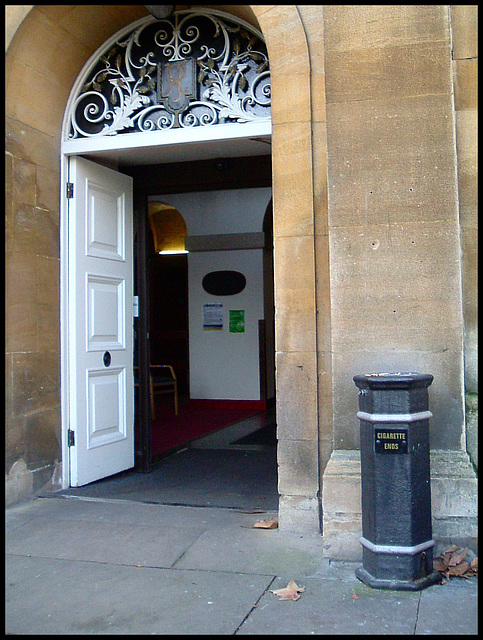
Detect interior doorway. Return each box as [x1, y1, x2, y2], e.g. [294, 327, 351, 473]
[148, 252, 189, 397]
[60, 151, 277, 508]
[61, 150, 276, 512]
[127, 154, 274, 470]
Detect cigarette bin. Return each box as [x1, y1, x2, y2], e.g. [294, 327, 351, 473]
[353, 372, 442, 590]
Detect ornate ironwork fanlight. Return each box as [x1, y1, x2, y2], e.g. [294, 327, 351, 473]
[67, 8, 271, 139]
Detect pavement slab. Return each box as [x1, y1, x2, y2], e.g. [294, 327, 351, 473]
[415, 577, 478, 635]
[237, 575, 421, 635]
[6, 555, 273, 635]
[6, 513, 206, 569]
[237, 574, 479, 635]
[6, 497, 478, 635]
[174, 527, 327, 577]
[8, 494, 271, 530]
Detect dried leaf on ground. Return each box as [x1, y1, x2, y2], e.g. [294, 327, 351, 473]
[352, 592, 359, 599]
[448, 547, 468, 566]
[448, 561, 469, 576]
[253, 517, 278, 529]
[443, 544, 460, 555]
[433, 546, 478, 580]
[271, 578, 305, 601]
[433, 556, 449, 572]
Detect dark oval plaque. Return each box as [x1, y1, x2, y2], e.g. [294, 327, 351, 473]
[202, 270, 246, 296]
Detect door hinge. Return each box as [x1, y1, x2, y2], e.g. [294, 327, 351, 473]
[67, 429, 75, 447]
[66, 182, 74, 199]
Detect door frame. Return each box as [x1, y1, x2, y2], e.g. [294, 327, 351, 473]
[59, 122, 272, 488]
[133, 187, 152, 472]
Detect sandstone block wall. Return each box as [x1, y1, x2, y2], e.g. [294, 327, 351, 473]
[5, 6, 477, 521]
[5, 5, 148, 503]
[322, 5, 466, 452]
[450, 5, 478, 468]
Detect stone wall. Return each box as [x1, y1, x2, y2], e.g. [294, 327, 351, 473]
[5, 5, 477, 544]
[323, 5, 465, 451]
[5, 5, 148, 504]
[320, 4, 477, 558]
[450, 5, 478, 470]
[255, 6, 321, 531]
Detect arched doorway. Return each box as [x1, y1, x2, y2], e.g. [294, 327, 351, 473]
[61, 7, 276, 492]
[7, 4, 323, 532]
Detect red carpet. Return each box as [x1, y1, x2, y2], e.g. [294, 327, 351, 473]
[151, 399, 265, 455]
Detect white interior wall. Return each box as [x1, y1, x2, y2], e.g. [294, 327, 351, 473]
[188, 249, 263, 399]
[150, 188, 272, 400]
[152, 188, 272, 235]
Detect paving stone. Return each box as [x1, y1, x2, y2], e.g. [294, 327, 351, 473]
[6, 555, 272, 635]
[238, 575, 420, 635]
[5, 494, 478, 636]
[416, 578, 478, 635]
[6, 515, 205, 569]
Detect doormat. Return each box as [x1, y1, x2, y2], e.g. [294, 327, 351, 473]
[232, 423, 277, 446]
[52, 447, 278, 510]
[151, 399, 264, 455]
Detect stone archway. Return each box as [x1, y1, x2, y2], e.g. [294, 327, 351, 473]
[6, 5, 325, 532]
[251, 6, 322, 531]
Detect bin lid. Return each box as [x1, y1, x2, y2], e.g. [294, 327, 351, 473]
[353, 372, 433, 390]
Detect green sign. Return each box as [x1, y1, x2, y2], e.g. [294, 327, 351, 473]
[229, 310, 245, 333]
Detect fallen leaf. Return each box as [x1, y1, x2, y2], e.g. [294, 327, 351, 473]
[253, 517, 278, 529]
[433, 556, 449, 572]
[442, 544, 460, 555]
[433, 546, 479, 581]
[448, 547, 468, 566]
[271, 578, 305, 601]
[448, 561, 469, 576]
[352, 592, 359, 599]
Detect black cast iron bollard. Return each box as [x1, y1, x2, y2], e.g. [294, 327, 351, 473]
[353, 372, 442, 590]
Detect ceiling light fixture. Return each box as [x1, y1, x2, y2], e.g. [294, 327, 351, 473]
[148, 201, 188, 255]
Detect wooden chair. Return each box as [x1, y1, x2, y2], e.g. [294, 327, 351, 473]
[149, 364, 178, 418]
[134, 364, 178, 419]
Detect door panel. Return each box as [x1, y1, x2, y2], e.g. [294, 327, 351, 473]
[87, 275, 125, 349]
[87, 368, 126, 447]
[68, 156, 134, 486]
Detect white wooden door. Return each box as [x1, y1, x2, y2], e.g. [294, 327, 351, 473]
[68, 156, 134, 486]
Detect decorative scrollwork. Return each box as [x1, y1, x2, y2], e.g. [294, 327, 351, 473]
[67, 8, 271, 139]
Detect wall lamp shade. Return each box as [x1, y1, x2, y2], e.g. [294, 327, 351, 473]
[145, 6, 174, 19]
[148, 201, 188, 255]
